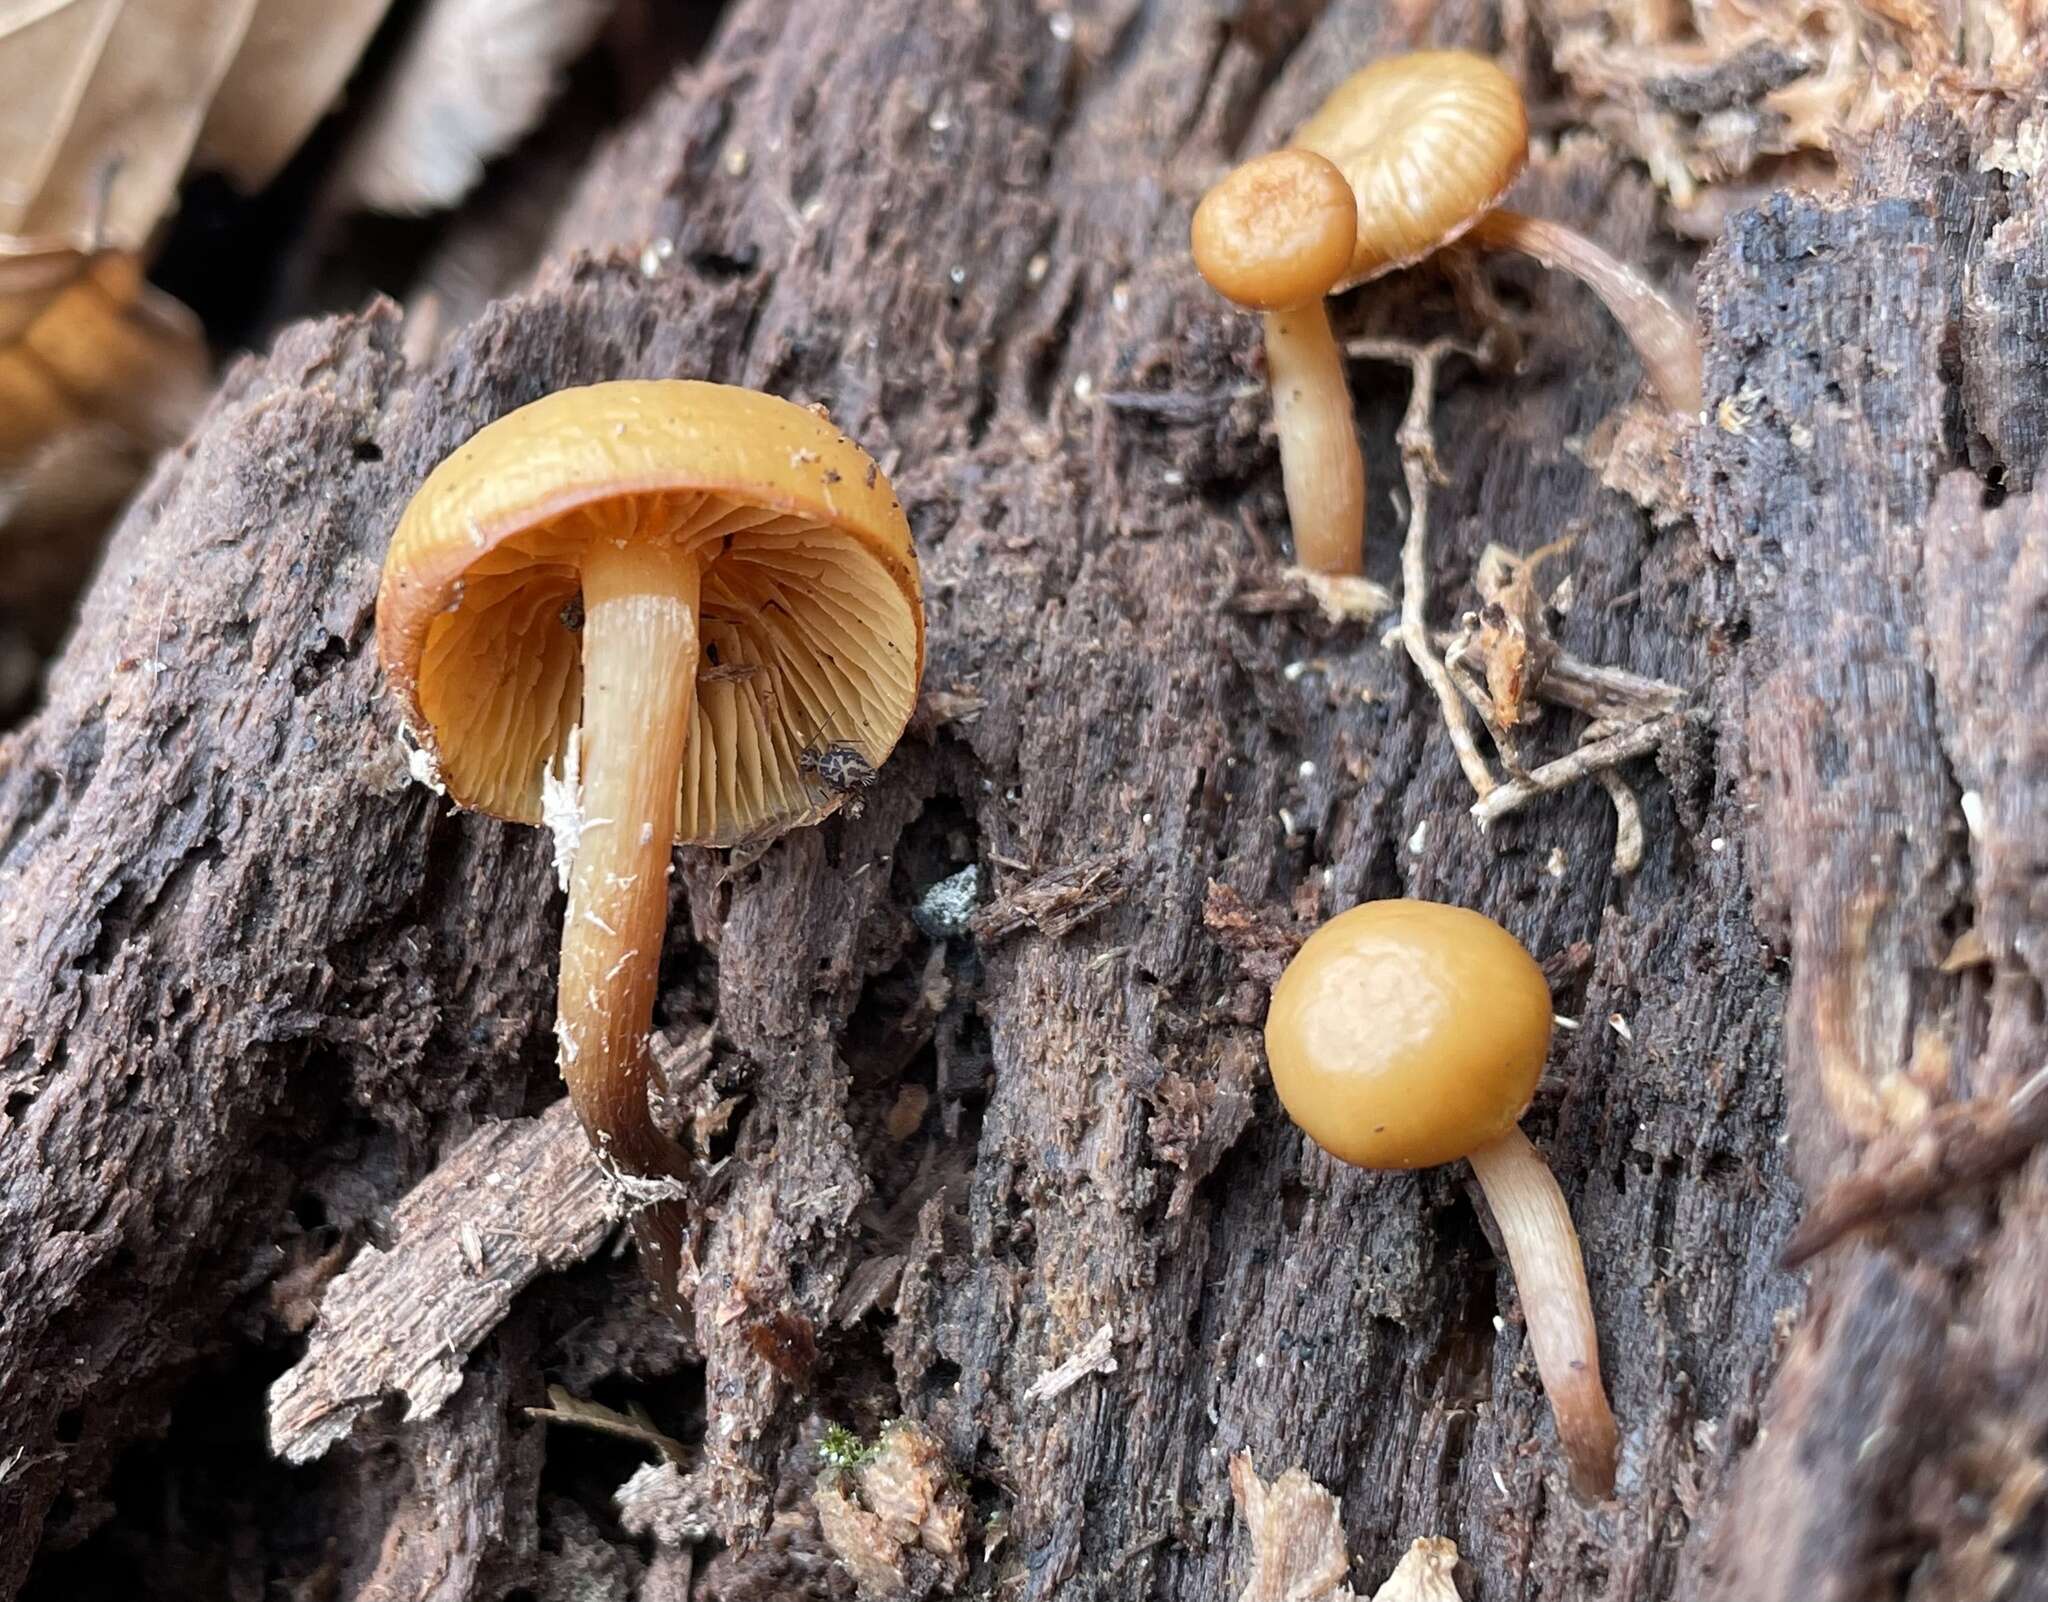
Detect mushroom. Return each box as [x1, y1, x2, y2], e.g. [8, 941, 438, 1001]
[1262, 899, 1618, 1499]
[376, 380, 924, 1311]
[1292, 49, 1701, 415]
[1190, 147, 1367, 576]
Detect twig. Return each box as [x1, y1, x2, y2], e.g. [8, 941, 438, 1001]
[1024, 1324, 1118, 1402]
[1471, 713, 1687, 829]
[527, 1384, 689, 1464]
[1350, 336, 1497, 798]
[1347, 337, 1690, 846]
[1445, 651, 1532, 775]
[1439, 623, 1684, 725]
[1447, 626, 1661, 868]
[1583, 717, 1647, 874]
[1594, 769, 1645, 873]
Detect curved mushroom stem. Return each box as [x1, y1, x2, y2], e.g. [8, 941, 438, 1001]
[558, 534, 700, 1317]
[1467, 209, 1702, 417]
[1261, 301, 1366, 576]
[1466, 1123, 1618, 1499]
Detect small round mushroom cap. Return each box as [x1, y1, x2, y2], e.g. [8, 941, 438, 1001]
[377, 380, 924, 846]
[1264, 899, 1552, 1169]
[1291, 51, 1529, 288]
[1190, 148, 1359, 311]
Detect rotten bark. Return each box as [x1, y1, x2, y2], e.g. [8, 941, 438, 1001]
[1683, 105, 2048, 1602]
[266, 1098, 618, 1465]
[2, 4, 2044, 1601]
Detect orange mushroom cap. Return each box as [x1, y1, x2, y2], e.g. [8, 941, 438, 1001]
[376, 380, 925, 847]
[1264, 899, 1553, 1169]
[1190, 148, 1359, 311]
[1291, 51, 1529, 289]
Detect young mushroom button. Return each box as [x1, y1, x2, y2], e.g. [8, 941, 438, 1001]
[376, 380, 925, 1316]
[1293, 50, 1701, 414]
[1264, 899, 1619, 1499]
[1191, 148, 1367, 577]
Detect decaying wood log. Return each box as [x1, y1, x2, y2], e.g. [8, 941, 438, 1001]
[3, 2, 2046, 1599]
[1683, 106, 2048, 1602]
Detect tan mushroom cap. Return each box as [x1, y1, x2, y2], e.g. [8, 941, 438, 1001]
[1190, 148, 1358, 311]
[1291, 50, 1529, 288]
[377, 379, 924, 847]
[1264, 900, 1553, 1170]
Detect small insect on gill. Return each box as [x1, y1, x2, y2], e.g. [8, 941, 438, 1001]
[799, 740, 879, 815]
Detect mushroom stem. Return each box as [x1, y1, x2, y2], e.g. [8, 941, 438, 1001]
[1262, 302, 1366, 576]
[1466, 1123, 1618, 1499]
[1467, 209, 1702, 416]
[558, 533, 700, 1310]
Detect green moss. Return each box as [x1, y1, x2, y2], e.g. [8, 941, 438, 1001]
[818, 1423, 878, 1475]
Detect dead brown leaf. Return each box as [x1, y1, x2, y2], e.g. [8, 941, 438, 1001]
[0, 0, 420, 252]
[329, 0, 612, 215]
[0, 0, 260, 251]
[0, 0, 411, 575]
[0, 250, 207, 469]
[1369, 1538, 1463, 1602]
[1229, 1453, 1360, 1602]
[196, 0, 398, 190]
[0, 249, 208, 591]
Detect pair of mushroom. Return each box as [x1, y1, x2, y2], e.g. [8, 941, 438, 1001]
[376, 381, 925, 1310]
[1192, 50, 1701, 577]
[1195, 51, 1637, 1497]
